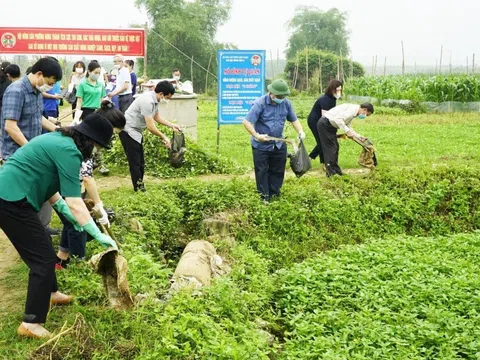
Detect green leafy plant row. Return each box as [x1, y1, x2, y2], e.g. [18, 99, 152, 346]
[346, 74, 480, 103]
[275, 232, 480, 359]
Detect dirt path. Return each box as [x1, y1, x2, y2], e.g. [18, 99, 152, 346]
[0, 231, 21, 314]
[95, 167, 371, 191]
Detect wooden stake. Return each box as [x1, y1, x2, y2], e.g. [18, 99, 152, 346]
[205, 54, 213, 93]
[473, 53, 476, 73]
[318, 55, 322, 93]
[269, 49, 274, 78]
[339, 48, 344, 82]
[449, 52, 452, 74]
[276, 49, 279, 71]
[306, 48, 309, 91]
[439, 45, 443, 74]
[349, 56, 353, 79]
[401, 41, 405, 75]
[384, 56, 387, 76]
[190, 56, 194, 85]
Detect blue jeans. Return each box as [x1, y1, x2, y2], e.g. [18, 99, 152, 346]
[252, 146, 287, 201]
[57, 212, 89, 259]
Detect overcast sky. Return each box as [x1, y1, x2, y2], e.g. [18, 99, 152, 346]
[1, 0, 478, 67]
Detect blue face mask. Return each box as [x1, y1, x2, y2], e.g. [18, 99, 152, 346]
[273, 97, 284, 104]
[358, 114, 366, 120]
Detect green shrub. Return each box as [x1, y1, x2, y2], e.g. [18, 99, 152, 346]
[104, 132, 245, 178]
[102, 167, 480, 271]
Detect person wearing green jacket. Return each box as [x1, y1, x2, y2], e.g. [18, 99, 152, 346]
[0, 114, 117, 339]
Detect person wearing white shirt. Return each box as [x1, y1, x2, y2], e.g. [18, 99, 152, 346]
[318, 102, 374, 177]
[107, 54, 133, 113]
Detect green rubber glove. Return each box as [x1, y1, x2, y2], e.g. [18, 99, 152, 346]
[52, 198, 83, 231]
[83, 218, 118, 250]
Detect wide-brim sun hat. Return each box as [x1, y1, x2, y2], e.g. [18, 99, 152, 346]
[74, 113, 114, 149]
[267, 79, 291, 96]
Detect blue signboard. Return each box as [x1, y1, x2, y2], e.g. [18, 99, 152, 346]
[217, 50, 266, 125]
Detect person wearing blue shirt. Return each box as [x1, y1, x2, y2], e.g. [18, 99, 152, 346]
[243, 79, 305, 202]
[42, 81, 62, 119]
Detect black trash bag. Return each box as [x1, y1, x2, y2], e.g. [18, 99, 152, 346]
[288, 139, 311, 178]
[62, 87, 77, 105]
[169, 131, 187, 168]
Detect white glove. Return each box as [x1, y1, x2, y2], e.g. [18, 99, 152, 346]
[93, 202, 110, 227]
[72, 109, 82, 125]
[299, 131, 306, 141]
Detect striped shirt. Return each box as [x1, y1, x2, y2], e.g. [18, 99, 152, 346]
[0, 75, 43, 159]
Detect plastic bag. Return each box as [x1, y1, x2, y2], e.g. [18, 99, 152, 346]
[169, 131, 187, 168]
[353, 137, 377, 169]
[62, 86, 77, 105]
[289, 139, 311, 178]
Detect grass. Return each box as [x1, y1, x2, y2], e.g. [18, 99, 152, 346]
[196, 100, 480, 171]
[1, 100, 480, 358]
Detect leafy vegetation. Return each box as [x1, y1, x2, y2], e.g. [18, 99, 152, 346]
[104, 131, 244, 178]
[346, 74, 480, 102]
[275, 232, 480, 359]
[2, 102, 480, 358]
[284, 49, 365, 93]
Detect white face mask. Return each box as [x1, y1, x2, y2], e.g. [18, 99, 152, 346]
[114, 64, 121, 69]
[75, 68, 84, 74]
[160, 98, 170, 104]
[90, 73, 100, 81]
[334, 91, 341, 99]
[36, 79, 53, 93]
[173, 75, 180, 80]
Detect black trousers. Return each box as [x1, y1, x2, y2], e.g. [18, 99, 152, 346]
[0, 198, 58, 324]
[252, 146, 287, 201]
[80, 107, 96, 120]
[307, 116, 324, 163]
[119, 131, 145, 191]
[118, 94, 133, 114]
[317, 117, 342, 176]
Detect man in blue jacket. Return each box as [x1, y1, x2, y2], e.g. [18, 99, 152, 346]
[242, 79, 305, 202]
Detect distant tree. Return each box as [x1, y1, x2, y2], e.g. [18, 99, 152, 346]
[135, 0, 232, 93]
[286, 7, 349, 60]
[285, 49, 364, 93]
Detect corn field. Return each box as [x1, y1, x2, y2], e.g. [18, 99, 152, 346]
[346, 75, 480, 102]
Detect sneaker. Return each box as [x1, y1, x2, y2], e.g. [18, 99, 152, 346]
[55, 257, 70, 270]
[98, 165, 110, 175]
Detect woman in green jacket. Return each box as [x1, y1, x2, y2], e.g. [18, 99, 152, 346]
[0, 114, 117, 339]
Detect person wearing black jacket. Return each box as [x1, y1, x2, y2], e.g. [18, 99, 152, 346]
[307, 79, 343, 166]
[0, 61, 12, 115]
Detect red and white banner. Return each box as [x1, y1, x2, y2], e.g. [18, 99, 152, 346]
[0, 27, 145, 57]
